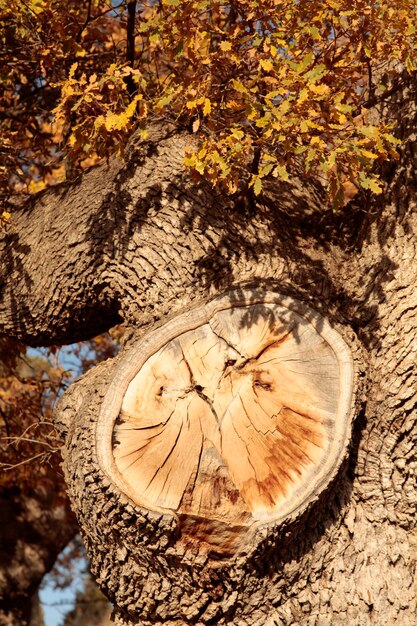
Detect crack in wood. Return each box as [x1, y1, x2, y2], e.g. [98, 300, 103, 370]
[108, 297, 353, 550]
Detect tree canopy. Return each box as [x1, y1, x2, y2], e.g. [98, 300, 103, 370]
[1, 0, 416, 215]
[1, 4, 417, 625]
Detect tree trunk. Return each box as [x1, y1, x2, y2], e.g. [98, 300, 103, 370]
[0, 482, 77, 626]
[1, 76, 417, 624]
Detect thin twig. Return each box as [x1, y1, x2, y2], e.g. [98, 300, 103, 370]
[125, 1, 137, 98]
[0, 452, 48, 470]
[77, 0, 92, 42]
[77, 1, 125, 42]
[1, 436, 59, 451]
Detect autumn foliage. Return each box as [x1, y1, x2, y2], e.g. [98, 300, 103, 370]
[0, 340, 65, 486]
[0, 334, 119, 488]
[1, 0, 416, 214]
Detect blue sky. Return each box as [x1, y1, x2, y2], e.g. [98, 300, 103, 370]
[40, 553, 87, 626]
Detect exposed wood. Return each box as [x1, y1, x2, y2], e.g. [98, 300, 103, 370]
[99, 290, 354, 553]
[9, 71, 415, 625]
[54, 81, 417, 622]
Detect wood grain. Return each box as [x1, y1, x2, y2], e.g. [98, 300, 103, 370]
[113, 298, 350, 535]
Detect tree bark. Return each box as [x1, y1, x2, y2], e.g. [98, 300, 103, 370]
[1, 73, 417, 624]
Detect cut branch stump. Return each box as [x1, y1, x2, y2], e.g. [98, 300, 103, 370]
[97, 289, 354, 556]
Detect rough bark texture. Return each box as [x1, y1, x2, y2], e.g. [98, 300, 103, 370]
[57, 291, 360, 624]
[1, 73, 417, 624]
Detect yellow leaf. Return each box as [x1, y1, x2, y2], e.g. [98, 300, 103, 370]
[253, 176, 262, 195]
[273, 165, 289, 181]
[359, 172, 383, 193]
[195, 160, 205, 174]
[69, 62, 78, 79]
[298, 88, 309, 104]
[310, 84, 330, 96]
[231, 129, 244, 140]
[105, 113, 125, 131]
[247, 105, 257, 120]
[278, 99, 291, 115]
[192, 119, 200, 132]
[359, 125, 379, 139]
[203, 98, 211, 116]
[256, 115, 270, 128]
[231, 79, 248, 94]
[28, 179, 46, 193]
[94, 115, 105, 130]
[139, 128, 149, 140]
[260, 59, 274, 72]
[184, 154, 197, 167]
[259, 163, 274, 177]
[360, 150, 379, 159]
[125, 95, 142, 119]
[75, 44, 87, 58]
[156, 93, 176, 108]
[62, 83, 75, 98]
[219, 41, 232, 52]
[310, 136, 322, 146]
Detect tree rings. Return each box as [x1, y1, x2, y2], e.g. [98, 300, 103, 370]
[96, 288, 354, 551]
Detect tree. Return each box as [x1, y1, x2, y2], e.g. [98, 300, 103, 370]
[1, 1, 417, 625]
[0, 337, 117, 625]
[0, 340, 78, 626]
